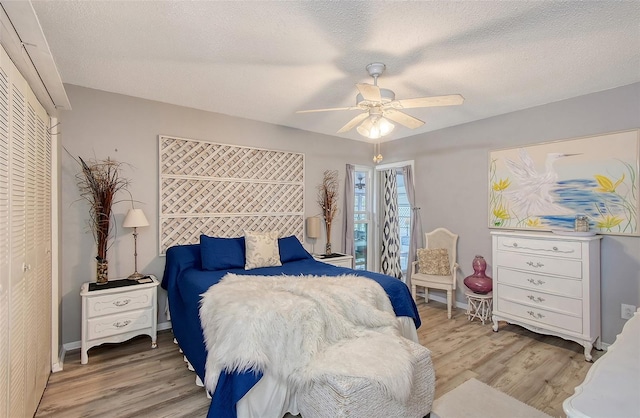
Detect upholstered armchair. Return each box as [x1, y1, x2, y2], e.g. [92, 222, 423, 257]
[411, 228, 459, 319]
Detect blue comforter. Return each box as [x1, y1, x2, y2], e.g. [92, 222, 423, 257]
[161, 244, 420, 418]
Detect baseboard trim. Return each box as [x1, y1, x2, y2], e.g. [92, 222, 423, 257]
[418, 291, 469, 311]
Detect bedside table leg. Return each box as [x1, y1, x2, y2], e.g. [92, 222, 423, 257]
[151, 337, 157, 349]
[81, 347, 88, 365]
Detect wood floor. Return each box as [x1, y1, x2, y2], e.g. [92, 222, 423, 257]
[36, 300, 601, 418]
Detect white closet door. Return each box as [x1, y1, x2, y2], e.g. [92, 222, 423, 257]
[8, 52, 27, 418]
[0, 43, 51, 417]
[32, 89, 51, 406]
[0, 50, 10, 418]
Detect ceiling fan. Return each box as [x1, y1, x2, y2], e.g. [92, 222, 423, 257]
[296, 63, 464, 139]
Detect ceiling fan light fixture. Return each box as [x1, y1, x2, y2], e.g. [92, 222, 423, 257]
[356, 115, 394, 139]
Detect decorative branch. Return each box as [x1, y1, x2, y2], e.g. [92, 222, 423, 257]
[75, 156, 130, 261]
[316, 170, 339, 254]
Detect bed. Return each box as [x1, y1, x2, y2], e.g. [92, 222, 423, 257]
[161, 235, 423, 418]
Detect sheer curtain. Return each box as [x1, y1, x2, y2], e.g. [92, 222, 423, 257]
[402, 165, 422, 289]
[380, 169, 403, 279]
[343, 164, 355, 257]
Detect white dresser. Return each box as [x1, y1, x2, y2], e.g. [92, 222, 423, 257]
[491, 231, 602, 361]
[80, 275, 159, 364]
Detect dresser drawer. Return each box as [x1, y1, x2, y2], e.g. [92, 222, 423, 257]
[497, 283, 582, 316]
[498, 299, 582, 333]
[496, 251, 582, 278]
[496, 236, 582, 259]
[496, 267, 583, 298]
[86, 308, 154, 340]
[86, 288, 154, 318]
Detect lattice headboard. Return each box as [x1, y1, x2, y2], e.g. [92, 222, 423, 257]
[158, 135, 304, 254]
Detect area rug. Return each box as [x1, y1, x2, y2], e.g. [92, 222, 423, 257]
[431, 378, 553, 418]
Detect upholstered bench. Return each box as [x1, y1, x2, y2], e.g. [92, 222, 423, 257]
[297, 340, 435, 418]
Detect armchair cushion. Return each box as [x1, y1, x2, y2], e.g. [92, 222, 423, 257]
[417, 248, 451, 276]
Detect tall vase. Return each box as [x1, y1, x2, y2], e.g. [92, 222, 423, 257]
[325, 221, 332, 255]
[463, 255, 492, 294]
[96, 258, 108, 285]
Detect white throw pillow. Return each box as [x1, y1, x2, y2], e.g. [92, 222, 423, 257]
[244, 230, 282, 270]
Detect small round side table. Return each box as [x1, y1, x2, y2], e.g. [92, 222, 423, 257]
[465, 289, 493, 324]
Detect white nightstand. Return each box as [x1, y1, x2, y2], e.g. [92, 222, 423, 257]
[314, 253, 354, 268]
[80, 275, 159, 364]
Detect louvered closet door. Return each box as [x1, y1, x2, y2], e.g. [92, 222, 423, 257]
[0, 49, 10, 418]
[0, 44, 52, 417]
[8, 55, 27, 418]
[30, 87, 51, 410]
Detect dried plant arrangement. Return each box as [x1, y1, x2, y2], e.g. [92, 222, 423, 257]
[75, 156, 130, 283]
[316, 170, 339, 254]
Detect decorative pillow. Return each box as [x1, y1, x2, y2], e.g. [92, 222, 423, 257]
[417, 248, 451, 275]
[200, 235, 246, 271]
[244, 230, 282, 270]
[278, 235, 312, 263]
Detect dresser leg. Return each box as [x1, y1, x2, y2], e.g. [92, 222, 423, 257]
[492, 317, 499, 332]
[583, 342, 593, 362]
[81, 348, 88, 365]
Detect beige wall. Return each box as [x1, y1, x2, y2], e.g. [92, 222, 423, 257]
[386, 82, 640, 344]
[59, 84, 372, 345]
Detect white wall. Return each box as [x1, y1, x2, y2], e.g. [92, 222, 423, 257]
[59, 84, 372, 345]
[385, 82, 640, 344]
[60, 83, 639, 346]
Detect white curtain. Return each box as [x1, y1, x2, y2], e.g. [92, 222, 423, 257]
[380, 169, 403, 279]
[402, 165, 422, 289]
[343, 164, 355, 257]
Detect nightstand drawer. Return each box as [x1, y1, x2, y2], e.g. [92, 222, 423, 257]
[87, 288, 154, 318]
[86, 308, 154, 340]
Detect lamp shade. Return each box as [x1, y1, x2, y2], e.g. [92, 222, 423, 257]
[306, 216, 321, 239]
[123, 208, 149, 228]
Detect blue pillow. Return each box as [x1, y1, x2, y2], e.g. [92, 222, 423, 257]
[200, 235, 245, 271]
[278, 235, 312, 263]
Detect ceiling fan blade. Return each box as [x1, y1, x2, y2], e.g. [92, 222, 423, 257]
[296, 106, 359, 113]
[393, 94, 465, 109]
[383, 109, 424, 129]
[337, 112, 370, 133]
[356, 83, 382, 102]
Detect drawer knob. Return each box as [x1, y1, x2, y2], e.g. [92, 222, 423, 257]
[527, 278, 545, 286]
[527, 310, 545, 319]
[512, 243, 518, 247]
[526, 261, 544, 268]
[553, 246, 558, 251]
[527, 295, 546, 303]
[113, 299, 131, 307]
[113, 320, 131, 328]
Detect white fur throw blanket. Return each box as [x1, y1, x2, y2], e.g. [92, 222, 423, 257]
[199, 273, 417, 402]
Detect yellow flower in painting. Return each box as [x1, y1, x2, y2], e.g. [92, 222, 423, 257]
[493, 205, 510, 220]
[594, 173, 625, 193]
[492, 178, 511, 192]
[526, 218, 541, 227]
[596, 215, 623, 229]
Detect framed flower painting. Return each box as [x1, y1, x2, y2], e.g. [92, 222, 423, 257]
[488, 129, 639, 236]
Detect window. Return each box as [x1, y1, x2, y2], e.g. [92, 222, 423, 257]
[353, 167, 372, 270]
[375, 160, 414, 278]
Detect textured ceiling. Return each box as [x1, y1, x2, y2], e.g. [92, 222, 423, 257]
[32, 1, 640, 142]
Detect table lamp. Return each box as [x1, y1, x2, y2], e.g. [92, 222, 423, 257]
[306, 216, 321, 254]
[123, 208, 149, 279]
